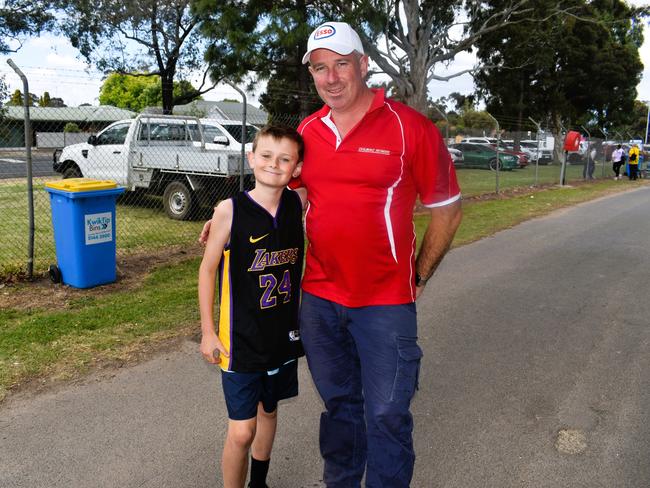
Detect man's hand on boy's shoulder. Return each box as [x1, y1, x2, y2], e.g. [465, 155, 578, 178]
[199, 199, 233, 246]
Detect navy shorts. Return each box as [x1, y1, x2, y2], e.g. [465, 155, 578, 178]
[221, 360, 299, 421]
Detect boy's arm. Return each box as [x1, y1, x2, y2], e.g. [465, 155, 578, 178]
[198, 199, 233, 364]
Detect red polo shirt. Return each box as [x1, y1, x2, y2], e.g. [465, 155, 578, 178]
[296, 89, 460, 307]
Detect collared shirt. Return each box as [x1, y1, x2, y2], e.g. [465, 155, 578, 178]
[296, 89, 461, 307]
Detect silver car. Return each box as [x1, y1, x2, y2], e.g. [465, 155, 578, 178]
[448, 146, 464, 165]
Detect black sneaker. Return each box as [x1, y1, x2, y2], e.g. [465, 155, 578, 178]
[247, 484, 269, 488]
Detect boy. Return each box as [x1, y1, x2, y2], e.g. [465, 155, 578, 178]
[198, 125, 306, 488]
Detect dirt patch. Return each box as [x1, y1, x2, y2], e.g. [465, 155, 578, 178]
[0, 243, 204, 312]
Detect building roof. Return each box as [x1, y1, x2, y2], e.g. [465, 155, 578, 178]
[3, 106, 136, 122]
[173, 100, 268, 124]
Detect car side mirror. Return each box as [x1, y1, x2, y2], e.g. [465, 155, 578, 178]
[87, 135, 98, 145]
[213, 136, 229, 146]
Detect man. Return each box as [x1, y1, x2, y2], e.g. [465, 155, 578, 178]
[297, 22, 461, 487]
[202, 21, 462, 487]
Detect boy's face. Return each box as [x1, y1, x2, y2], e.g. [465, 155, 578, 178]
[247, 135, 302, 188]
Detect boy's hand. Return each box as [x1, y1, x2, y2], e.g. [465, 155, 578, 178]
[200, 332, 228, 365]
[198, 219, 212, 245]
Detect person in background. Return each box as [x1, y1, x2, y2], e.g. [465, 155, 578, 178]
[583, 143, 597, 180]
[628, 143, 640, 180]
[611, 144, 625, 180]
[638, 147, 647, 179]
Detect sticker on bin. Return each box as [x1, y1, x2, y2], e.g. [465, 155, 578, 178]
[85, 212, 113, 245]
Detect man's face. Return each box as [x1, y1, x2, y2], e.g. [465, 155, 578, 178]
[308, 49, 369, 112]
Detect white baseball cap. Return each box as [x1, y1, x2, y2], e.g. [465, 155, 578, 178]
[302, 22, 364, 65]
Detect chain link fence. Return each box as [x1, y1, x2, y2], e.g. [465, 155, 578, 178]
[0, 99, 644, 281]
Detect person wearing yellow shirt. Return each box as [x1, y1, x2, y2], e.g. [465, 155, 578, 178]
[628, 144, 640, 180]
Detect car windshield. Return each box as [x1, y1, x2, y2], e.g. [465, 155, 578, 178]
[519, 142, 537, 148]
[221, 124, 259, 144]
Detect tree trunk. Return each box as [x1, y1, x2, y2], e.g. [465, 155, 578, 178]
[514, 76, 524, 149]
[161, 71, 174, 115]
[552, 113, 564, 163]
[403, 61, 428, 115]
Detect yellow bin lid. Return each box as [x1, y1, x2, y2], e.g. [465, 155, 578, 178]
[45, 178, 118, 192]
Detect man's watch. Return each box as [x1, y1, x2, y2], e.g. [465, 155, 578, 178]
[415, 273, 428, 287]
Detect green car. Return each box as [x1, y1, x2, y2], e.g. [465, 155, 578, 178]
[449, 143, 519, 170]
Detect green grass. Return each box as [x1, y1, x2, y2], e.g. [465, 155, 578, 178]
[0, 180, 206, 278]
[0, 171, 646, 400]
[0, 258, 201, 399]
[455, 160, 612, 197]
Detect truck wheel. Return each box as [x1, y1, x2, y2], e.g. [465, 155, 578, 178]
[163, 181, 194, 220]
[63, 166, 82, 179]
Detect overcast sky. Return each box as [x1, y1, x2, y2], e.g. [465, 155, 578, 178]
[1, 7, 648, 110]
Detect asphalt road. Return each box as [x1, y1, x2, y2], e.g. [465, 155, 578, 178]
[0, 151, 57, 178]
[2, 186, 650, 488]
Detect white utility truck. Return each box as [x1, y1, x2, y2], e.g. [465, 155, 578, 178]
[53, 115, 257, 220]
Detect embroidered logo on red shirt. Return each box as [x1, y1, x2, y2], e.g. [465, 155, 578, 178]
[358, 147, 391, 155]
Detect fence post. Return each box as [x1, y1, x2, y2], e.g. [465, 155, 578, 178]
[580, 125, 590, 179]
[225, 80, 247, 192]
[7, 59, 34, 280]
[559, 123, 568, 186]
[643, 102, 650, 145]
[599, 128, 608, 177]
[528, 117, 542, 186]
[485, 111, 500, 194]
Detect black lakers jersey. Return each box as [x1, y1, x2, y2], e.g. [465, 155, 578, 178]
[217, 189, 305, 372]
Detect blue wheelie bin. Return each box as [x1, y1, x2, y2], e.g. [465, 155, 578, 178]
[45, 178, 125, 288]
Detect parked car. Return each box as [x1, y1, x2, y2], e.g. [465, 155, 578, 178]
[53, 115, 256, 220]
[502, 140, 535, 163]
[189, 119, 258, 150]
[491, 143, 529, 168]
[460, 136, 498, 145]
[449, 143, 519, 170]
[448, 146, 464, 165]
[519, 140, 553, 164]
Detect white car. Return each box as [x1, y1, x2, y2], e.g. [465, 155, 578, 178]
[519, 140, 553, 164]
[186, 119, 258, 152]
[448, 147, 464, 165]
[460, 137, 498, 145]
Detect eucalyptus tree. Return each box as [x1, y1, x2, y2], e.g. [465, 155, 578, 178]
[320, 0, 556, 114]
[60, 0, 214, 113]
[472, 0, 645, 155]
[193, 0, 324, 119]
[0, 0, 56, 53]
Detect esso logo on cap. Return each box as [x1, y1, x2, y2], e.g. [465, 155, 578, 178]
[314, 25, 336, 40]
